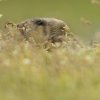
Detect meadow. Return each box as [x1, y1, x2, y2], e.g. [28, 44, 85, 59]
[0, 0, 100, 100]
[0, 23, 100, 100]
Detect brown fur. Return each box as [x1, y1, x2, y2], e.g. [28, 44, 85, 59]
[17, 18, 69, 43]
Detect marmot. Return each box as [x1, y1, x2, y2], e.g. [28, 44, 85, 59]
[6, 18, 84, 50]
[17, 18, 70, 43]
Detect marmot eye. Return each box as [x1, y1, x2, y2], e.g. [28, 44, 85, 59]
[35, 19, 45, 26]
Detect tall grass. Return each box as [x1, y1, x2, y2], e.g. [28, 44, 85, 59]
[0, 29, 100, 100]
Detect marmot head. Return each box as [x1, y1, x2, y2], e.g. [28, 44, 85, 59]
[17, 18, 69, 43]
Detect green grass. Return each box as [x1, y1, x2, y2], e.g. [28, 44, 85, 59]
[0, 29, 100, 100]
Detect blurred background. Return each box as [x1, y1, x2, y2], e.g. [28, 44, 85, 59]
[0, 0, 100, 43]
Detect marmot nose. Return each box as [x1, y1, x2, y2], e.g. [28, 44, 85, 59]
[17, 23, 24, 28]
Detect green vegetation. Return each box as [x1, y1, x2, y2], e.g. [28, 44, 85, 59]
[0, 28, 100, 100]
[0, 0, 100, 100]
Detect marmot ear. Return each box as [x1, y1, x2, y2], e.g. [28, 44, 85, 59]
[35, 19, 45, 26]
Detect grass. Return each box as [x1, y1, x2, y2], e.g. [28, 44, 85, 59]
[0, 28, 100, 100]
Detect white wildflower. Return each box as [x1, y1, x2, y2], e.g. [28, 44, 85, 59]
[85, 55, 95, 63]
[0, 14, 3, 18]
[23, 58, 31, 65]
